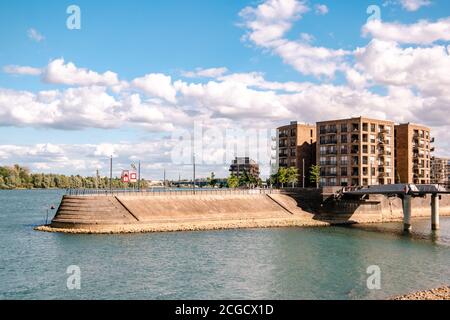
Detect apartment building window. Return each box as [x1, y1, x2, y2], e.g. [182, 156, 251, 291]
[310, 129, 313, 138]
[320, 157, 326, 166]
[290, 139, 296, 147]
[363, 167, 368, 176]
[371, 167, 376, 176]
[363, 156, 368, 165]
[330, 167, 337, 175]
[320, 136, 326, 145]
[363, 123, 368, 132]
[341, 124, 348, 132]
[341, 178, 348, 186]
[330, 157, 337, 165]
[371, 124, 376, 132]
[370, 134, 376, 143]
[341, 156, 349, 165]
[290, 159, 296, 166]
[351, 145, 359, 154]
[362, 145, 368, 154]
[352, 123, 359, 132]
[363, 134, 368, 142]
[320, 178, 326, 186]
[371, 145, 376, 154]
[351, 134, 359, 143]
[329, 125, 337, 133]
[340, 145, 348, 154]
[291, 129, 296, 137]
[320, 125, 326, 134]
[320, 146, 327, 155]
[352, 156, 359, 165]
[341, 167, 348, 176]
[363, 178, 368, 186]
[290, 148, 296, 157]
[330, 178, 337, 185]
[341, 134, 348, 143]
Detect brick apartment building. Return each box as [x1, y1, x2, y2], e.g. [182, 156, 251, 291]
[316, 117, 395, 187]
[276, 121, 316, 187]
[431, 156, 450, 185]
[276, 117, 436, 187]
[229, 157, 260, 180]
[394, 123, 432, 184]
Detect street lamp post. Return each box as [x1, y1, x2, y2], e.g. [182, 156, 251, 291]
[193, 153, 196, 195]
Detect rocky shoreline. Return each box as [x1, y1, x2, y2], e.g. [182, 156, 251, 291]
[391, 286, 450, 300]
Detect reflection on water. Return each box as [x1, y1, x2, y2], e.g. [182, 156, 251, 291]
[350, 218, 450, 247]
[0, 190, 449, 300]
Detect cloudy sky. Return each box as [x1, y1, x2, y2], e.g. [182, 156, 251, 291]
[1, 0, 449, 180]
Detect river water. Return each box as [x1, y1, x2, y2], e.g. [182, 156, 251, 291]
[0, 190, 449, 300]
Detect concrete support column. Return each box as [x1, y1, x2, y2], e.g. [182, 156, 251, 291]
[431, 194, 440, 231]
[402, 195, 412, 232]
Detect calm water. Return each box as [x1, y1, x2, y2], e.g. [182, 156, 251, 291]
[0, 189, 449, 300]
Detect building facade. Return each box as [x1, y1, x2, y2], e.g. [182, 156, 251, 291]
[229, 157, 260, 180]
[316, 117, 395, 187]
[394, 123, 432, 184]
[431, 157, 450, 185]
[277, 121, 316, 187]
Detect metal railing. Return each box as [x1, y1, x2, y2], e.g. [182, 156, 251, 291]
[65, 188, 280, 197]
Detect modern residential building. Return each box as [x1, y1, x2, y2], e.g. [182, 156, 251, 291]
[394, 123, 432, 184]
[229, 157, 260, 180]
[316, 117, 395, 187]
[277, 121, 316, 187]
[431, 156, 450, 185]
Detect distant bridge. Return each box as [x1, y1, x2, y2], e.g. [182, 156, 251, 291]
[343, 184, 450, 232]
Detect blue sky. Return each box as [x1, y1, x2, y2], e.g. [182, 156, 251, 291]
[1, 0, 450, 178]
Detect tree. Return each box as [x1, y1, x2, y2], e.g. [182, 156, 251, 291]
[227, 174, 240, 189]
[207, 172, 217, 187]
[286, 167, 299, 188]
[309, 165, 321, 188]
[278, 167, 288, 188]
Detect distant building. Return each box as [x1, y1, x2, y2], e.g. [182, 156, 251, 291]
[431, 157, 450, 185]
[317, 117, 395, 187]
[229, 157, 260, 180]
[394, 123, 432, 184]
[277, 121, 316, 187]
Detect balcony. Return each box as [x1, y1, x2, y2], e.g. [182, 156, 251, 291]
[320, 161, 337, 166]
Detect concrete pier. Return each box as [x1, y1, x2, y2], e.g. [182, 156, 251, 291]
[403, 195, 412, 232]
[431, 194, 440, 231]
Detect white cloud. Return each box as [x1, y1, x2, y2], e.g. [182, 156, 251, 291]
[315, 4, 329, 15]
[239, 0, 350, 77]
[399, 0, 431, 11]
[27, 28, 45, 42]
[355, 39, 450, 98]
[239, 0, 309, 47]
[42, 58, 120, 87]
[362, 18, 450, 45]
[181, 67, 228, 78]
[131, 73, 177, 103]
[3, 65, 42, 76]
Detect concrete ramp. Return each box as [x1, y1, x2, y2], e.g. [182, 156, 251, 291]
[117, 194, 292, 223]
[45, 192, 326, 233]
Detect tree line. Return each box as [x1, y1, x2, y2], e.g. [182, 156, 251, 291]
[0, 164, 149, 190]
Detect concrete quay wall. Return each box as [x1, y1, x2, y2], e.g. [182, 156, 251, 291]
[39, 191, 450, 234]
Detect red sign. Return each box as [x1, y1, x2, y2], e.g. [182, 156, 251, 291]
[130, 172, 137, 183]
[121, 170, 129, 183]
